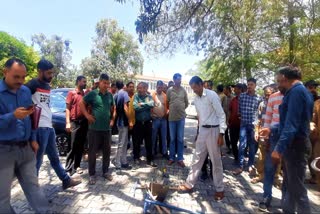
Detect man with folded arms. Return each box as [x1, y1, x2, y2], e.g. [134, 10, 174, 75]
[179, 76, 226, 201]
[0, 58, 48, 213]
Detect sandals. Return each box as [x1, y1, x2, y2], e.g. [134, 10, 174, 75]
[89, 176, 96, 185]
[251, 177, 263, 184]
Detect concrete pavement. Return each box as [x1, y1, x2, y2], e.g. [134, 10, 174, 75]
[10, 118, 320, 213]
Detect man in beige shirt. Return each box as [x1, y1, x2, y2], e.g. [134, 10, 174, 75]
[167, 73, 189, 167]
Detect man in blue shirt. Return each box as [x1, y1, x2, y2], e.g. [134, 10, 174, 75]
[0, 58, 48, 213]
[272, 66, 313, 213]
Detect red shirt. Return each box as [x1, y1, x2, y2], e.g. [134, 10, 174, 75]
[229, 96, 240, 127]
[66, 88, 85, 120]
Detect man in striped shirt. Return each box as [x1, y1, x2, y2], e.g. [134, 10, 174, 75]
[258, 88, 284, 211]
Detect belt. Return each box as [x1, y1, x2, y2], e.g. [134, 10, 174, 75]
[202, 125, 219, 128]
[0, 141, 29, 147]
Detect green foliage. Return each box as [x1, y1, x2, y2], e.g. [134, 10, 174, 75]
[81, 19, 144, 81]
[121, 0, 320, 84]
[0, 31, 40, 81]
[31, 34, 73, 87]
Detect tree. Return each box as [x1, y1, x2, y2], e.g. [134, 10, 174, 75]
[118, 0, 320, 83]
[81, 19, 144, 81]
[0, 31, 40, 81]
[31, 34, 73, 87]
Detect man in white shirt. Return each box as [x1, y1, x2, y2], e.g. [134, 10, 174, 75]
[179, 76, 227, 201]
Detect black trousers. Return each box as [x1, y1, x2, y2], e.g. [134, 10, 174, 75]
[281, 138, 311, 213]
[225, 128, 231, 150]
[87, 130, 111, 176]
[65, 119, 88, 174]
[133, 121, 153, 162]
[229, 126, 240, 161]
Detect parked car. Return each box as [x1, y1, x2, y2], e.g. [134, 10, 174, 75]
[50, 88, 73, 156]
[186, 99, 197, 119]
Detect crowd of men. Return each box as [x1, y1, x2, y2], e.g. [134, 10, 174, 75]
[0, 57, 319, 213]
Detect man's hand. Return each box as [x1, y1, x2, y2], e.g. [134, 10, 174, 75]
[217, 134, 224, 146]
[86, 114, 96, 124]
[254, 131, 259, 142]
[259, 128, 271, 138]
[66, 122, 71, 132]
[271, 151, 281, 165]
[110, 120, 114, 127]
[129, 122, 134, 130]
[30, 141, 39, 154]
[14, 107, 34, 119]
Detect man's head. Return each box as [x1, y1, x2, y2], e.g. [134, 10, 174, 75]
[115, 80, 124, 90]
[216, 84, 224, 94]
[305, 80, 319, 99]
[234, 83, 243, 96]
[163, 83, 168, 93]
[76, 75, 86, 90]
[168, 81, 174, 88]
[204, 80, 213, 90]
[224, 85, 232, 96]
[189, 76, 203, 96]
[247, 78, 257, 94]
[241, 83, 247, 92]
[3, 58, 27, 91]
[98, 73, 110, 93]
[126, 81, 135, 95]
[110, 82, 117, 94]
[156, 80, 164, 94]
[173, 73, 182, 87]
[37, 59, 54, 83]
[137, 82, 148, 96]
[263, 86, 273, 100]
[277, 66, 301, 91]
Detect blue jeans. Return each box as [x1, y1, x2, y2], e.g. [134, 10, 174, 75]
[238, 124, 258, 168]
[152, 118, 167, 155]
[263, 126, 279, 199]
[169, 118, 185, 161]
[36, 127, 70, 184]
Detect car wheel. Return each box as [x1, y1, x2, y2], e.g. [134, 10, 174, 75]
[56, 133, 70, 156]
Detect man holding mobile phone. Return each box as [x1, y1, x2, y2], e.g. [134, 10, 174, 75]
[0, 58, 48, 213]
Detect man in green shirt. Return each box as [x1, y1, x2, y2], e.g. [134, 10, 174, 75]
[80, 73, 115, 185]
[133, 82, 157, 167]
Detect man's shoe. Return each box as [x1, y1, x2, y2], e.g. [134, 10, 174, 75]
[168, 160, 175, 165]
[177, 161, 185, 168]
[147, 161, 157, 168]
[121, 163, 132, 170]
[258, 198, 271, 212]
[134, 159, 141, 165]
[103, 173, 113, 181]
[199, 172, 208, 182]
[63, 178, 81, 190]
[214, 191, 224, 201]
[233, 168, 243, 175]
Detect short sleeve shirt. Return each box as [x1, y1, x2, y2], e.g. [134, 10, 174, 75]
[83, 89, 114, 131]
[116, 89, 130, 127]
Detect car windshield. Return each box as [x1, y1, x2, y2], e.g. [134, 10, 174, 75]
[50, 93, 66, 113]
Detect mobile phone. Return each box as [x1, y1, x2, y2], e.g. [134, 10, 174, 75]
[27, 104, 35, 110]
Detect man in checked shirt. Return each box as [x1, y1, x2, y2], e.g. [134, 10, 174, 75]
[233, 78, 261, 175]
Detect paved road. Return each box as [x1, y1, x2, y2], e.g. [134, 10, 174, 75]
[10, 119, 320, 213]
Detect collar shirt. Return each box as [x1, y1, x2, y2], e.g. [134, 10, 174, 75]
[275, 82, 314, 154]
[194, 88, 227, 134]
[239, 92, 261, 125]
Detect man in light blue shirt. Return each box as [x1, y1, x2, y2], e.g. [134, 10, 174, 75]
[0, 58, 48, 213]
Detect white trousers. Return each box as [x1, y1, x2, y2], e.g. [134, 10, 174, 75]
[186, 127, 224, 192]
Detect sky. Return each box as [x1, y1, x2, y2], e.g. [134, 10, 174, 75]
[0, 0, 202, 80]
